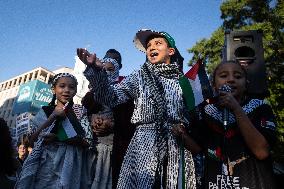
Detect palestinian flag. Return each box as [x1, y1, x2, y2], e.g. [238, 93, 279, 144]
[178, 59, 213, 189]
[179, 59, 213, 111]
[56, 118, 78, 141]
[55, 105, 85, 142]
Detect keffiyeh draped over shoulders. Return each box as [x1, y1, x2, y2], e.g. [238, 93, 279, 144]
[84, 61, 196, 188]
[84, 61, 188, 125]
[16, 104, 94, 189]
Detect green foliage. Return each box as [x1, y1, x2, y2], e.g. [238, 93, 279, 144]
[188, 0, 284, 162]
[220, 0, 271, 29]
[188, 27, 224, 73]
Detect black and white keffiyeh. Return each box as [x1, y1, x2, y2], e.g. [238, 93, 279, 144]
[15, 104, 92, 189]
[141, 61, 182, 185]
[83, 58, 196, 188]
[102, 57, 120, 84]
[52, 73, 78, 87]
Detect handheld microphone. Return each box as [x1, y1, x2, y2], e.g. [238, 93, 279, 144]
[150, 52, 158, 57]
[219, 85, 232, 128]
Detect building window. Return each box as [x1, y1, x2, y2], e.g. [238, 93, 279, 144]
[48, 76, 54, 84]
[9, 99, 12, 106]
[12, 80, 16, 87]
[28, 73, 32, 81]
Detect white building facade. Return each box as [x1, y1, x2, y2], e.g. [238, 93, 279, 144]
[0, 67, 55, 142]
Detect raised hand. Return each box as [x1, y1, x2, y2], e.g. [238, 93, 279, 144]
[77, 48, 104, 69]
[172, 123, 186, 139]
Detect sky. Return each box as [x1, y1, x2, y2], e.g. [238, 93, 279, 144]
[0, 0, 223, 83]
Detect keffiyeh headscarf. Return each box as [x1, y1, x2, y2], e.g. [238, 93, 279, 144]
[52, 73, 78, 87]
[102, 58, 120, 84]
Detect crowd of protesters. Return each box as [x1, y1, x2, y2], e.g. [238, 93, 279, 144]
[0, 29, 279, 189]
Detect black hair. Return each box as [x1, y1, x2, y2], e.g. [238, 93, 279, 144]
[211, 60, 248, 89]
[81, 91, 103, 116]
[49, 94, 57, 106]
[51, 73, 78, 88]
[171, 48, 184, 72]
[17, 134, 30, 147]
[0, 118, 18, 175]
[145, 34, 172, 48]
[104, 49, 122, 69]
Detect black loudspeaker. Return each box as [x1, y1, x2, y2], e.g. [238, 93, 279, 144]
[223, 30, 268, 98]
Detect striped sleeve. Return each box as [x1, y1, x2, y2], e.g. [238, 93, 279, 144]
[83, 65, 139, 108]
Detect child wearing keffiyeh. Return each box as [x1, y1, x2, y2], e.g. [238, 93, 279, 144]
[78, 29, 196, 189]
[82, 49, 122, 189]
[16, 73, 94, 189]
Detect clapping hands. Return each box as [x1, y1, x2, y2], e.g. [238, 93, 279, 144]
[91, 113, 114, 137]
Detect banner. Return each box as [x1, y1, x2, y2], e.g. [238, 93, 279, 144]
[16, 112, 31, 137]
[13, 80, 53, 115]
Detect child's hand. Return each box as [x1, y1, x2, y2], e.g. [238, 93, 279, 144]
[51, 106, 67, 119]
[91, 114, 114, 136]
[93, 119, 114, 136]
[218, 91, 241, 111]
[77, 48, 104, 69]
[172, 123, 187, 139]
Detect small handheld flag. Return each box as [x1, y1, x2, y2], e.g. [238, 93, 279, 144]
[55, 102, 83, 141]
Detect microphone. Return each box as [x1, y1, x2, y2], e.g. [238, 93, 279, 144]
[219, 85, 232, 128]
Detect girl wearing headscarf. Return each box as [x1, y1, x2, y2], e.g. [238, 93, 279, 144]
[16, 73, 94, 189]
